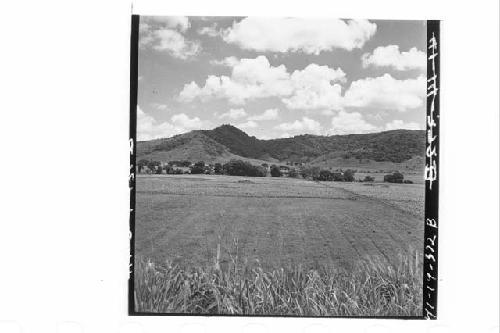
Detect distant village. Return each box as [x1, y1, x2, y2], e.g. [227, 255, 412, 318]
[136, 159, 412, 183]
[136, 159, 300, 177]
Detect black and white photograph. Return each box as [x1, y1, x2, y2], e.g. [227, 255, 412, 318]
[130, 16, 439, 317]
[1, 0, 499, 332]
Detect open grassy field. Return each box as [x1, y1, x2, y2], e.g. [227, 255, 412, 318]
[135, 174, 424, 271]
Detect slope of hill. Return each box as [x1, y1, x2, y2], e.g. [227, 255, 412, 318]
[137, 131, 234, 163]
[137, 124, 426, 166]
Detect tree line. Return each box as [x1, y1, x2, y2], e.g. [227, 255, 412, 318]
[137, 159, 413, 183]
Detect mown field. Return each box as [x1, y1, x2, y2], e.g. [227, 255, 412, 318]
[134, 174, 424, 315]
[135, 175, 424, 269]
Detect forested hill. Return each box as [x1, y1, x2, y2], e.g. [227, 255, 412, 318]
[138, 124, 425, 164]
[201, 125, 425, 163]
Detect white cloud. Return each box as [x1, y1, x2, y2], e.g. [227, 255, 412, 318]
[275, 117, 322, 134]
[248, 108, 279, 121]
[137, 106, 207, 140]
[198, 24, 219, 37]
[237, 120, 258, 129]
[142, 16, 190, 32]
[329, 110, 378, 135]
[151, 28, 201, 59]
[221, 17, 377, 54]
[139, 17, 200, 59]
[217, 108, 248, 120]
[163, 16, 190, 32]
[179, 56, 345, 110]
[137, 106, 176, 140]
[344, 74, 426, 112]
[209, 56, 239, 67]
[179, 56, 292, 104]
[282, 64, 345, 110]
[171, 113, 204, 129]
[384, 119, 422, 131]
[150, 103, 169, 111]
[362, 45, 426, 71]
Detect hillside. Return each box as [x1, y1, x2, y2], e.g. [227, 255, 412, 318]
[137, 124, 426, 166]
[137, 131, 234, 163]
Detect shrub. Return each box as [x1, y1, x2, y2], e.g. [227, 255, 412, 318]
[384, 172, 404, 183]
[403, 180, 413, 184]
[318, 170, 333, 181]
[363, 176, 375, 182]
[301, 166, 320, 180]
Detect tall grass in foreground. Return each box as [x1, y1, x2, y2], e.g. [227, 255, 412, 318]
[134, 251, 422, 316]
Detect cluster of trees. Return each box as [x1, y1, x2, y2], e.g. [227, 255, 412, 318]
[137, 159, 269, 177]
[298, 166, 357, 182]
[137, 158, 413, 184]
[383, 172, 404, 183]
[317, 169, 356, 182]
[383, 172, 413, 184]
[223, 160, 267, 177]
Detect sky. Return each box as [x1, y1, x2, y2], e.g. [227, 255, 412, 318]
[137, 16, 427, 141]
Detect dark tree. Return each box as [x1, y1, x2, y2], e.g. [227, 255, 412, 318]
[147, 160, 161, 172]
[270, 165, 281, 177]
[137, 159, 149, 167]
[190, 161, 206, 174]
[343, 169, 356, 182]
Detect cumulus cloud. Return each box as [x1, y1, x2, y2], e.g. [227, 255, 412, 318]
[362, 45, 426, 71]
[150, 28, 201, 59]
[150, 103, 169, 111]
[248, 108, 279, 121]
[209, 56, 239, 67]
[275, 117, 322, 134]
[237, 120, 258, 129]
[171, 113, 204, 129]
[198, 23, 219, 37]
[141, 16, 190, 32]
[384, 119, 422, 130]
[344, 74, 426, 112]
[221, 17, 376, 54]
[139, 17, 200, 59]
[180, 56, 346, 110]
[329, 110, 378, 135]
[217, 108, 248, 120]
[183, 60, 425, 112]
[137, 106, 207, 140]
[282, 64, 345, 110]
[179, 56, 292, 104]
